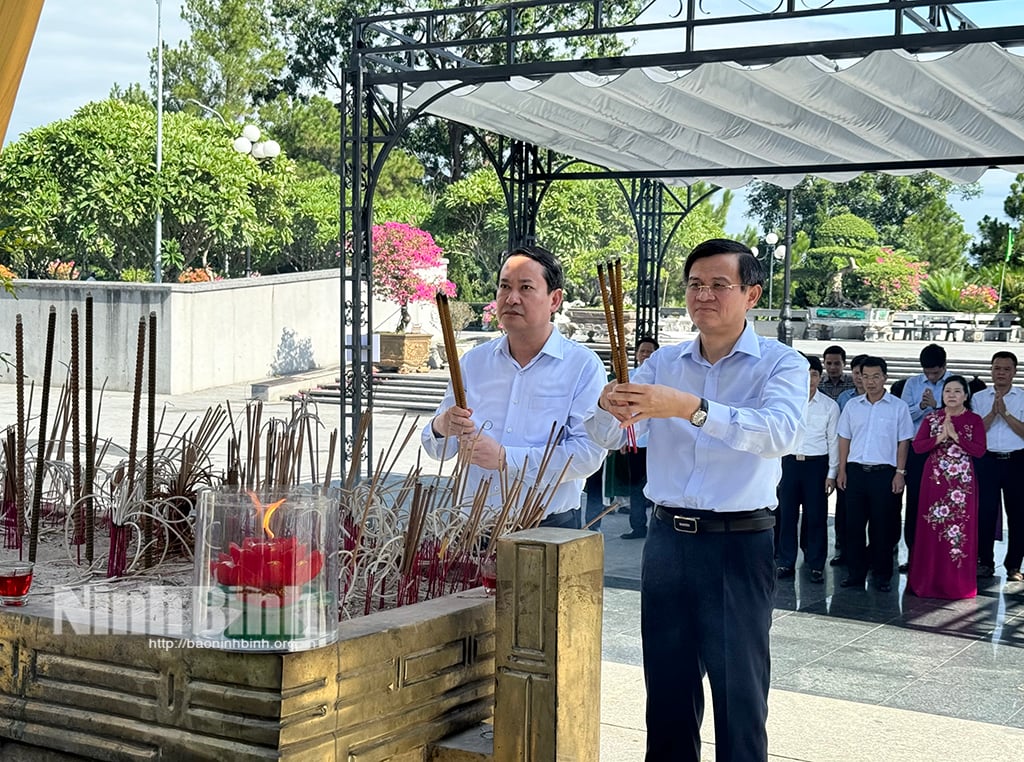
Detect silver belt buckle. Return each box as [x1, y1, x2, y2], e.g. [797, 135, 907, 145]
[672, 515, 698, 534]
[795, 454, 806, 461]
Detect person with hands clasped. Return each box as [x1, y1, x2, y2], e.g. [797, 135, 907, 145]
[972, 351, 1024, 581]
[585, 239, 807, 762]
[907, 376, 986, 599]
[422, 245, 606, 527]
[837, 357, 915, 592]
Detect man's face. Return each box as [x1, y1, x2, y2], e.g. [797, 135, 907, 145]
[861, 364, 887, 397]
[496, 255, 562, 335]
[636, 341, 657, 366]
[851, 365, 865, 393]
[823, 353, 845, 381]
[991, 358, 1017, 389]
[922, 365, 946, 383]
[808, 368, 821, 399]
[685, 253, 760, 337]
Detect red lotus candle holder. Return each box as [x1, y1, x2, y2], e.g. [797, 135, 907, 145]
[193, 487, 338, 651]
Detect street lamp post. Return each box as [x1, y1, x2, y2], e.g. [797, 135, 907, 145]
[182, 100, 281, 276]
[763, 231, 779, 308]
[154, 0, 163, 284]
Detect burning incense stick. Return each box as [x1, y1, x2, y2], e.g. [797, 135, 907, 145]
[435, 293, 467, 409]
[598, 260, 637, 450]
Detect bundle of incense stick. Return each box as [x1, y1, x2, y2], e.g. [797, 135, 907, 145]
[435, 293, 467, 409]
[597, 259, 637, 450]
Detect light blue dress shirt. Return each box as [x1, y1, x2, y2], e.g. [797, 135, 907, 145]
[421, 328, 606, 518]
[585, 323, 808, 512]
[837, 387, 859, 412]
[901, 370, 951, 424]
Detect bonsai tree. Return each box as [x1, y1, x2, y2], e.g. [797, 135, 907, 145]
[372, 222, 456, 331]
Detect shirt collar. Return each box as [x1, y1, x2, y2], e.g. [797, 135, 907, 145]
[494, 325, 564, 363]
[681, 321, 761, 365]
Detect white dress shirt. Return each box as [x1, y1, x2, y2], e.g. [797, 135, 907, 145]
[837, 392, 916, 466]
[973, 386, 1024, 453]
[585, 322, 808, 512]
[793, 391, 840, 479]
[420, 328, 606, 517]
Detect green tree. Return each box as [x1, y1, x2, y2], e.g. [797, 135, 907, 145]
[0, 100, 299, 281]
[160, 0, 286, 120]
[746, 173, 976, 254]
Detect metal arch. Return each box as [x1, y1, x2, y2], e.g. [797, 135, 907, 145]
[343, 0, 1007, 477]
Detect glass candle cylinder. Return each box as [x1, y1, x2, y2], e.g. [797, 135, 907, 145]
[192, 486, 338, 651]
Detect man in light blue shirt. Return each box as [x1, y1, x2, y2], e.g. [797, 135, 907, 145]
[421, 245, 606, 528]
[586, 239, 807, 761]
[899, 343, 950, 564]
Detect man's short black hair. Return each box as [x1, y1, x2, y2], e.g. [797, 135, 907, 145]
[636, 335, 660, 350]
[805, 354, 824, 374]
[823, 345, 847, 361]
[499, 244, 564, 292]
[862, 356, 888, 376]
[919, 343, 947, 369]
[850, 354, 869, 371]
[683, 239, 764, 287]
[991, 350, 1018, 367]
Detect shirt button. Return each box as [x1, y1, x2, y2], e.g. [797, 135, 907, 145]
[512, 399, 518, 404]
[506, 427, 513, 433]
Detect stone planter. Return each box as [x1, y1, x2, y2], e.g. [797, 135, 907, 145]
[377, 332, 433, 372]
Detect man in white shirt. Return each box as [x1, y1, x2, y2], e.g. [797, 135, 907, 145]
[972, 351, 1024, 581]
[421, 245, 606, 527]
[777, 354, 839, 583]
[899, 344, 950, 564]
[586, 238, 807, 761]
[838, 356, 915, 592]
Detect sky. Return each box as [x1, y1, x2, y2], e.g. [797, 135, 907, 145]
[4, 0, 1019, 237]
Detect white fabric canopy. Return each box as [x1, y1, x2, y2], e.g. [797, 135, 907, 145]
[403, 43, 1024, 189]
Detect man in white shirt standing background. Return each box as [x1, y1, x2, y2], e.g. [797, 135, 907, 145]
[972, 351, 1024, 581]
[777, 354, 839, 583]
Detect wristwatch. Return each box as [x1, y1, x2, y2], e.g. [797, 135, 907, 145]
[690, 398, 709, 428]
[896, 468, 906, 475]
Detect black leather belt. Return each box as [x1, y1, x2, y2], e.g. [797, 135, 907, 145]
[850, 463, 894, 472]
[790, 454, 828, 462]
[988, 450, 1023, 460]
[654, 506, 775, 534]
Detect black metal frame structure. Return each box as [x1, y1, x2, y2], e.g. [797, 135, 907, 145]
[341, 0, 1024, 475]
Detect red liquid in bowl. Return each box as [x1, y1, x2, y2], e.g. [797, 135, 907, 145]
[481, 572, 497, 595]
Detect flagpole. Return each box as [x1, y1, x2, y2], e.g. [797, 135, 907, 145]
[998, 228, 1015, 306]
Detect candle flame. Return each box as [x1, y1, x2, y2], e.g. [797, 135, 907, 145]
[245, 490, 287, 539]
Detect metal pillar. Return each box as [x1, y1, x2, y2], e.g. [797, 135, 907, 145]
[777, 189, 795, 346]
[506, 141, 543, 251]
[633, 179, 663, 342]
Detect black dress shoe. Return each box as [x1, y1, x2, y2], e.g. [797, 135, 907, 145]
[809, 570, 825, 583]
[977, 564, 995, 578]
[876, 581, 892, 592]
[839, 576, 865, 588]
[616, 506, 631, 514]
[829, 556, 846, 567]
[620, 530, 647, 540]
[776, 566, 795, 579]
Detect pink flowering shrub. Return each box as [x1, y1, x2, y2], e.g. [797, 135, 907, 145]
[957, 284, 999, 314]
[481, 300, 502, 330]
[371, 222, 456, 331]
[848, 248, 927, 309]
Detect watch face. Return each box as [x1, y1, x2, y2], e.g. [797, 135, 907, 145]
[691, 408, 708, 427]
